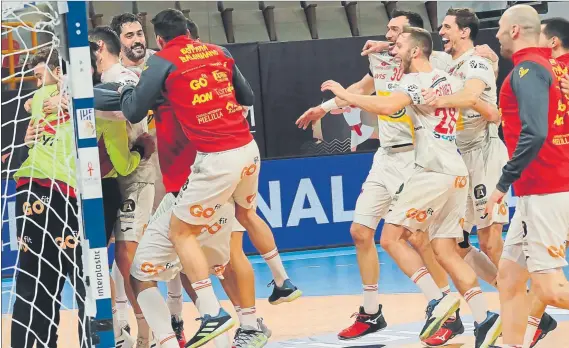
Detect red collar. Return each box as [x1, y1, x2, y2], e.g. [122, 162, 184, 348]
[512, 47, 549, 65]
[163, 35, 198, 49]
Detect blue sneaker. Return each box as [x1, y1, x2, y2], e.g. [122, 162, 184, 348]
[474, 311, 502, 348]
[267, 279, 302, 305]
[419, 294, 461, 341]
[185, 308, 235, 348]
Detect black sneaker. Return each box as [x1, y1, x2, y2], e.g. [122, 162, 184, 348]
[422, 308, 465, 346]
[474, 311, 502, 348]
[267, 279, 302, 305]
[419, 294, 461, 341]
[338, 305, 387, 340]
[185, 308, 235, 348]
[171, 315, 187, 347]
[531, 312, 558, 348]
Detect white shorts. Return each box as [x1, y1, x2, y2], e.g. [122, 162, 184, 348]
[131, 193, 236, 282]
[114, 182, 155, 242]
[502, 191, 569, 273]
[384, 167, 468, 241]
[353, 147, 415, 230]
[173, 140, 260, 226]
[461, 138, 510, 232]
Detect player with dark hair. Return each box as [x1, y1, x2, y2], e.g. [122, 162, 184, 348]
[11, 46, 88, 348]
[541, 17, 569, 64]
[391, 9, 424, 29]
[323, 26, 502, 348]
[89, 25, 158, 347]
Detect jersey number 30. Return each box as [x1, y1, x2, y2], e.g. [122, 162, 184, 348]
[435, 108, 458, 134]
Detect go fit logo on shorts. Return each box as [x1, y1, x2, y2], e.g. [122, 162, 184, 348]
[406, 208, 434, 222]
[189, 204, 221, 218]
[454, 176, 467, 189]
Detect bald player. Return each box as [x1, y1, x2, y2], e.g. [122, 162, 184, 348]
[489, 5, 569, 348]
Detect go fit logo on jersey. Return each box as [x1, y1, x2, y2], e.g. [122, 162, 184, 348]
[189, 203, 222, 219]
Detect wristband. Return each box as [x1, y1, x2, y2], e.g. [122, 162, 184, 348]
[132, 144, 145, 159]
[321, 98, 339, 112]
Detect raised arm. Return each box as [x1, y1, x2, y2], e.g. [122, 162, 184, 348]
[119, 54, 175, 124]
[220, 47, 255, 106]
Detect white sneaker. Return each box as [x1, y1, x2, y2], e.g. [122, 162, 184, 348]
[115, 328, 136, 348]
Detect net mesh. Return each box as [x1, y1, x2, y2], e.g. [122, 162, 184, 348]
[2, 2, 90, 347]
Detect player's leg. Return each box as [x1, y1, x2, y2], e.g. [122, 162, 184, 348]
[524, 192, 569, 310]
[170, 164, 237, 346]
[522, 285, 557, 348]
[429, 175, 501, 347]
[166, 274, 186, 346]
[232, 141, 300, 305]
[115, 182, 155, 344]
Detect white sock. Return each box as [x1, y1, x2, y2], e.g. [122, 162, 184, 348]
[362, 284, 379, 314]
[136, 287, 178, 348]
[522, 316, 540, 348]
[112, 261, 129, 324]
[135, 312, 150, 339]
[239, 306, 259, 329]
[464, 247, 498, 287]
[440, 286, 455, 319]
[192, 279, 221, 316]
[167, 274, 183, 320]
[112, 307, 122, 337]
[261, 248, 289, 287]
[464, 287, 488, 323]
[411, 267, 443, 302]
[234, 305, 243, 323]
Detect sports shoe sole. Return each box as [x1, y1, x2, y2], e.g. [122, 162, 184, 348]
[269, 289, 303, 305]
[477, 316, 502, 348]
[419, 296, 461, 341]
[186, 318, 236, 348]
[337, 324, 387, 341]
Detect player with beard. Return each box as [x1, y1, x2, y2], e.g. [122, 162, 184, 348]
[322, 27, 503, 348]
[298, 11, 469, 343]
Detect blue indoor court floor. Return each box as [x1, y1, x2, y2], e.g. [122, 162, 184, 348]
[2, 237, 569, 347]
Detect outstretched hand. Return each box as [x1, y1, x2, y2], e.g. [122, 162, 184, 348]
[321, 80, 349, 100]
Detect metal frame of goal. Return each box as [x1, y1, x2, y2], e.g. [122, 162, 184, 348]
[2, 1, 114, 347]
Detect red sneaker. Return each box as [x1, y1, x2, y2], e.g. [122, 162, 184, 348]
[531, 312, 557, 348]
[422, 309, 464, 347]
[338, 305, 387, 340]
[171, 315, 187, 348]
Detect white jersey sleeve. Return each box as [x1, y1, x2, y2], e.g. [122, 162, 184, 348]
[430, 51, 453, 71]
[463, 56, 495, 95]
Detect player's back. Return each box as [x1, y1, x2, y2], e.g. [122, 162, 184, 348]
[368, 51, 414, 148]
[446, 49, 498, 151]
[155, 37, 252, 153]
[397, 69, 467, 176]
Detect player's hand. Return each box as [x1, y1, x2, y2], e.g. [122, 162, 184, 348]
[561, 73, 569, 95]
[24, 119, 44, 147]
[485, 189, 506, 220]
[421, 88, 439, 107]
[24, 98, 33, 113]
[296, 106, 327, 130]
[321, 80, 350, 101]
[134, 132, 156, 160]
[361, 40, 390, 56]
[474, 44, 498, 63]
[42, 94, 69, 115]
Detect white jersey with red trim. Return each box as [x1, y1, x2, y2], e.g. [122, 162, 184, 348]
[396, 69, 468, 176]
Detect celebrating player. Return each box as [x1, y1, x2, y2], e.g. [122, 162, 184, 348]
[323, 27, 502, 348]
[489, 5, 569, 348]
[298, 11, 465, 343]
[11, 47, 88, 348]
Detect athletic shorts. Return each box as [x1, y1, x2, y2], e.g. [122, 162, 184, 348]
[461, 138, 510, 232]
[131, 193, 237, 282]
[173, 140, 260, 226]
[502, 191, 569, 273]
[384, 166, 468, 242]
[114, 182, 155, 242]
[353, 147, 415, 230]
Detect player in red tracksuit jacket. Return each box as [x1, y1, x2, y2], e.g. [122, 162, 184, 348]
[95, 9, 301, 347]
[488, 5, 569, 348]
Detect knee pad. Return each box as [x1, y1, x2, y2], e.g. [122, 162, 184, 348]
[458, 230, 471, 249]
